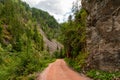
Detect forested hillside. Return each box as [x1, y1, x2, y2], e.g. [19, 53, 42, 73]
[0, 0, 58, 79]
[32, 8, 60, 40]
[0, 0, 43, 51]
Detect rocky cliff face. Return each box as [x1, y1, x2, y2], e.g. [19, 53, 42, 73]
[82, 0, 120, 71]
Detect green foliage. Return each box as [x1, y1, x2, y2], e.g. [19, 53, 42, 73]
[6, 44, 12, 51]
[65, 58, 81, 72]
[0, 21, 3, 42]
[60, 8, 87, 58]
[86, 69, 120, 80]
[0, 51, 55, 80]
[59, 8, 88, 73]
[32, 8, 59, 28]
[76, 52, 88, 67]
[65, 52, 89, 72]
[0, 0, 58, 79]
[32, 8, 60, 40]
[0, 43, 4, 51]
[0, 0, 44, 51]
[52, 49, 65, 58]
[0, 24, 2, 34]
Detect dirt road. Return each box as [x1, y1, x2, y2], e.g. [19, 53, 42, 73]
[37, 59, 91, 80]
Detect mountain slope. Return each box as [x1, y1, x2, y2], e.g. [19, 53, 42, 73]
[39, 27, 63, 53]
[32, 8, 60, 40]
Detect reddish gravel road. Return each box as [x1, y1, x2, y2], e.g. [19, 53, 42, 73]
[37, 59, 91, 80]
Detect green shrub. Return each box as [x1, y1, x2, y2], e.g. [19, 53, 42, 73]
[65, 58, 81, 72]
[0, 50, 55, 80]
[52, 49, 65, 58]
[86, 69, 120, 80]
[0, 44, 4, 51]
[6, 44, 12, 51]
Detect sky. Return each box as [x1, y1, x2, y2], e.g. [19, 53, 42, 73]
[21, 0, 77, 23]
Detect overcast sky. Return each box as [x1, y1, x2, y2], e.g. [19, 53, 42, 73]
[22, 0, 77, 23]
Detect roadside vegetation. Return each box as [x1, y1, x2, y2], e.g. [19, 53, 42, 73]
[86, 69, 120, 80]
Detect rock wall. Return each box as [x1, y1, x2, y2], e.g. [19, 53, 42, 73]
[82, 0, 120, 71]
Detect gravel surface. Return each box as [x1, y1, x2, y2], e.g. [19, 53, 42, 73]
[37, 59, 91, 80]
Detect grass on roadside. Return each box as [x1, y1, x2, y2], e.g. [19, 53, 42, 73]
[86, 69, 120, 80]
[0, 51, 56, 80]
